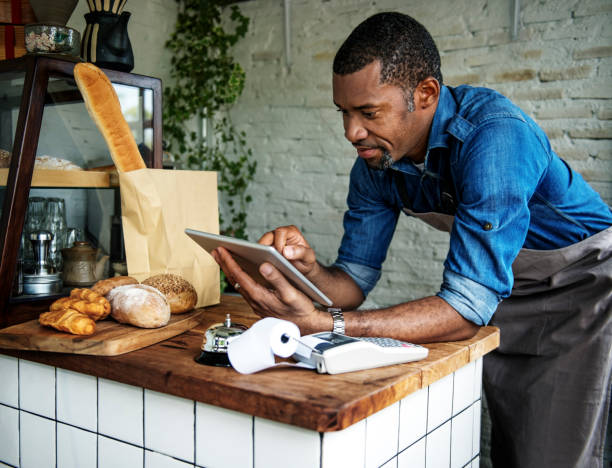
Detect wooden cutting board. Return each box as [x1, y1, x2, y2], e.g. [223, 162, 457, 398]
[0, 309, 204, 356]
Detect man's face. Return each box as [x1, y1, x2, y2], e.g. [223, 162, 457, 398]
[333, 61, 433, 168]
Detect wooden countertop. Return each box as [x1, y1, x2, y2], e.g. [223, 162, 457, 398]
[0, 295, 499, 432]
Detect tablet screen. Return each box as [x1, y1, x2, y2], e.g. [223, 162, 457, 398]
[185, 229, 333, 306]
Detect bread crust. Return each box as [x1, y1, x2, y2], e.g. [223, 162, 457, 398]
[108, 284, 171, 328]
[142, 274, 198, 314]
[74, 62, 146, 172]
[92, 276, 139, 297]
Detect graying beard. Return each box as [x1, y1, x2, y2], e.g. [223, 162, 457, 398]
[375, 150, 394, 171]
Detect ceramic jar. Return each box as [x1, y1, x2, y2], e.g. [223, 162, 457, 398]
[61, 241, 98, 286]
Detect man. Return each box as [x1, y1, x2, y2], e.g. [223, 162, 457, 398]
[212, 12, 612, 468]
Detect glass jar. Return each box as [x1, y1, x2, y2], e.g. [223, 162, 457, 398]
[24, 24, 80, 56]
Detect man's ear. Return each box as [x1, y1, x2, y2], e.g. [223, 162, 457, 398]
[415, 77, 440, 109]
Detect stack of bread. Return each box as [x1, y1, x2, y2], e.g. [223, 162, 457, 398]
[38, 64, 201, 337]
[39, 274, 198, 335]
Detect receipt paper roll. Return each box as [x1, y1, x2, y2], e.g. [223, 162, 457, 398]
[227, 317, 300, 374]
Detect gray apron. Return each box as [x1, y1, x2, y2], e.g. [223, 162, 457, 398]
[405, 209, 612, 468]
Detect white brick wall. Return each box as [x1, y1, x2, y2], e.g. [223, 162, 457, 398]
[225, 0, 612, 308]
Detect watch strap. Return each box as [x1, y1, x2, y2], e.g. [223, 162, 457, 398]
[328, 307, 345, 334]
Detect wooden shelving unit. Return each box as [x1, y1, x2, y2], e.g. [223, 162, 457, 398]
[0, 55, 162, 327]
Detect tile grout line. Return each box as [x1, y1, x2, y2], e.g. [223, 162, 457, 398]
[363, 417, 367, 468]
[17, 359, 21, 468]
[396, 399, 402, 463]
[97, 377, 100, 468]
[55, 366, 58, 468]
[450, 371, 455, 468]
[424, 385, 429, 468]
[142, 388, 146, 468]
[252, 415, 255, 468]
[318, 431, 323, 468]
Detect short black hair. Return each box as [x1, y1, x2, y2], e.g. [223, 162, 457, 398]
[333, 12, 443, 92]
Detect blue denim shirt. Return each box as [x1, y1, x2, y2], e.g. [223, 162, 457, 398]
[333, 85, 612, 325]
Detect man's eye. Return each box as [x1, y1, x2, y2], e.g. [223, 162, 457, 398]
[363, 111, 377, 119]
[336, 108, 347, 114]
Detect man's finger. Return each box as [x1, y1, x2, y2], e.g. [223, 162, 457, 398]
[259, 262, 299, 303]
[282, 244, 316, 263]
[272, 227, 289, 254]
[258, 231, 274, 246]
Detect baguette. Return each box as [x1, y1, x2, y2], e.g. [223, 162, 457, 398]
[73, 62, 146, 172]
[39, 309, 96, 335]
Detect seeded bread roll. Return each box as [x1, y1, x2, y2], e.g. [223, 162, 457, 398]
[73, 62, 146, 172]
[108, 284, 171, 328]
[142, 274, 197, 314]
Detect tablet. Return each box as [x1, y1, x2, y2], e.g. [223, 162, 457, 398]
[185, 228, 333, 306]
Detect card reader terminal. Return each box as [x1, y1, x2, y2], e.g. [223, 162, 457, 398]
[292, 332, 429, 374]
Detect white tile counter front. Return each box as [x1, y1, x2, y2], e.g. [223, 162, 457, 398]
[0, 352, 483, 468]
[0, 297, 498, 468]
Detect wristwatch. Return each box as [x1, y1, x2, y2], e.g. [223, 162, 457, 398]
[328, 307, 345, 334]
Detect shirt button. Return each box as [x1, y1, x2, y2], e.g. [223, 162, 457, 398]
[483, 222, 493, 231]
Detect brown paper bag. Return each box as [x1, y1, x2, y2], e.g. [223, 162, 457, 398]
[118, 169, 220, 308]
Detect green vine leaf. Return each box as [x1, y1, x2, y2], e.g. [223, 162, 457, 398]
[163, 0, 256, 241]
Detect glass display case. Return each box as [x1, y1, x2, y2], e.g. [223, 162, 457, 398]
[0, 55, 162, 327]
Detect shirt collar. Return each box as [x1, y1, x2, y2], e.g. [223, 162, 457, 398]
[390, 85, 456, 174]
[427, 85, 456, 151]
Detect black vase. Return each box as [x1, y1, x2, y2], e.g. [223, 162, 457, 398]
[81, 11, 134, 73]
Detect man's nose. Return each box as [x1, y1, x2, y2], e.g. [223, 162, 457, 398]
[344, 117, 367, 143]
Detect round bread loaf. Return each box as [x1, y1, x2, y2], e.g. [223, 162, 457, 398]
[92, 275, 139, 297]
[108, 284, 170, 328]
[142, 274, 197, 314]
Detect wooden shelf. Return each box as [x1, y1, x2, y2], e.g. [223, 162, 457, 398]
[0, 169, 110, 188]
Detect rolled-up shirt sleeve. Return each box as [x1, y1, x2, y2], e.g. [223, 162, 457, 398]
[437, 268, 502, 325]
[332, 259, 381, 297]
[440, 118, 550, 324]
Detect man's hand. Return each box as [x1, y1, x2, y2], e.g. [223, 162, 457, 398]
[258, 225, 317, 277]
[212, 246, 331, 334]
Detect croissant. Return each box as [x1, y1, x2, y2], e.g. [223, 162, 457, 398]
[39, 309, 96, 335]
[50, 288, 111, 321]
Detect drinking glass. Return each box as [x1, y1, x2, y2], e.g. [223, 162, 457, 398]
[43, 197, 67, 270]
[22, 197, 47, 267]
